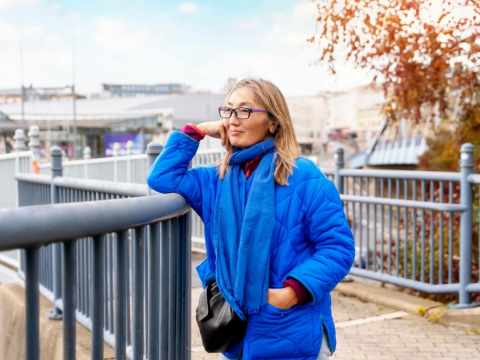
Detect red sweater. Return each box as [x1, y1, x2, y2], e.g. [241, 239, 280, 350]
[181, 123, 311, 305]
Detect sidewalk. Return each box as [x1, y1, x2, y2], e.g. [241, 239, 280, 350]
[190, 284, 480, 360]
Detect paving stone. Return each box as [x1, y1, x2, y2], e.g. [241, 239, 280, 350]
[189, 287, 480, 359]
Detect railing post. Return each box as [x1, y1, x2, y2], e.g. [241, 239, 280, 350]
[146, 142, 163, 195]
[115, 230, 129, 360]
[453, 143, 475, 308]
[25, 246, 40, 360]
[83, 146, 91, 179]
[14, 128, 27, 152]
[92, 235, 105, 360]
[28, 125, 41, 174]
[334, 146, 344, 194]
[113, 142, 120, 182]
[46, 146, 64, 320]
[14, 129, 27, 209]
[83, 146, 92, 159]
[63, 239, 77, 360]
[127, 140, 133, 183]
[335, 146, 353, 282]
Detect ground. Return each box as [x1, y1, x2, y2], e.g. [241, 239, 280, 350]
[190, 288, 480, 360]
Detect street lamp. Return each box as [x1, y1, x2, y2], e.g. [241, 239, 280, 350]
[64, 84, 77, 158]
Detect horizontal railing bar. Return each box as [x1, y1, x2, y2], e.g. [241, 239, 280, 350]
[196, 148, 226, 155]
[340, 195, 466, 212]
[53, 177, 150, 197]
[340, 168, 461, 182]
[39, 154, 148, 168]
[321, 168, 334, 176]
[465, 283, 480, 293]
[38, 148, 225, 169]
[0, 151, 31, 160]
[0, 195, 190, 251]
[0, 253, 20, 269]
[350, 268, 461, 294]
[15, 173, 51, 185]
[467, 174, 480, 184]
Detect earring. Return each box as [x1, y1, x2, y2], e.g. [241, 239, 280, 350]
[270, 128, 275, 135]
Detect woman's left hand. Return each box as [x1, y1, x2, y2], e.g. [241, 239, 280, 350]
[267, 287, 299, 310]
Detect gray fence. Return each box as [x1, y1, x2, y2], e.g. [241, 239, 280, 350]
[7, 146, 192, 360]
[329, 144, 479, 308]
[0, 129, 34, 268]
[0, 150, 31, 209]
[37, 142, 225, 254]
[2, 137, 479, 359]
[38, 146, 225, 184]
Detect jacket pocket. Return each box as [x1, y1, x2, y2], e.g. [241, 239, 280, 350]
[245, 303, 321, 359]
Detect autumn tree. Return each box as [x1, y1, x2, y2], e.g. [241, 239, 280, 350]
[310, 0, 480, 125]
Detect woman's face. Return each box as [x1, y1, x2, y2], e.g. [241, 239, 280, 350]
[223, 87, 275, 150]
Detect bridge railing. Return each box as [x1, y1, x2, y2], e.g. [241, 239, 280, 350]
[2, 140, 479, 360]
[4, 157, 192, 360]
[0, 129, 32, 268]
[38, 144, 226, 184]
[331, 144, 479, 308]
[37, 140, 225, 254]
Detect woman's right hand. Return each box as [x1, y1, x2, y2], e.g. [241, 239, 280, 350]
[197, 121, 228, 151]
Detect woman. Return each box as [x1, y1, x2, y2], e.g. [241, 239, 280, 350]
[147, 78, 355, 360]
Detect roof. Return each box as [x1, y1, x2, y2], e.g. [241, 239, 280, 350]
[0, 93, 225, 127]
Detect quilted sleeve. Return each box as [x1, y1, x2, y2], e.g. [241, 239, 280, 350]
[146, 131, 212, 219]
[285, 179, 355, 305]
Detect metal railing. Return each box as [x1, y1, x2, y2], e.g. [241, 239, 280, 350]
[5, 150, 193, 360]
[0, 129, 32, 268]
[0, 150, 31, 209]
[15, 142, 480, 310]
[38, 144, 225, 184]
[3, 136, 480, 359]
[331, 144, 479, 308]
[36, 142, 224, 254]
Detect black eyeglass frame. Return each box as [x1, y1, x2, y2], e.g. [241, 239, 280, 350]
[218, 106, 270, 120]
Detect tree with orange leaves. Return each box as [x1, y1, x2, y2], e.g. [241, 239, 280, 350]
[309, 0, 480, 124]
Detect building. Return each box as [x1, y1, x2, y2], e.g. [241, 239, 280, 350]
[326, 85, 385, 138]
[222, 78, 237, 94]
[0, 93, 226, 158]
[0, 89, 22, 105]
[101, 83, 191, 98]
[0, 86, 85, 105]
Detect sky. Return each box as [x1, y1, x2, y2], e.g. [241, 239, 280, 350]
[0, 0, 374, 97]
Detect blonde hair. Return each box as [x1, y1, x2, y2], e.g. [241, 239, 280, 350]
[216, 78, 300, 186]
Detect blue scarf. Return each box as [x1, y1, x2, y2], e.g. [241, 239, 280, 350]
[213, 138, 277, 320]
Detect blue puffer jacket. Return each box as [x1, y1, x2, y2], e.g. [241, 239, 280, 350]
[147, 131, 355, 360]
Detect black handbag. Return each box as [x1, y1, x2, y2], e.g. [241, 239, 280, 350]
[195, 280, 248, 353]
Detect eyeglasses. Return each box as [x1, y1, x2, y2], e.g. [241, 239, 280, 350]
[218, 106, 269, 120]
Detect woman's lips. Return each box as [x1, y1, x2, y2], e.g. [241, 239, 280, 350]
[230, 130, 243, 136]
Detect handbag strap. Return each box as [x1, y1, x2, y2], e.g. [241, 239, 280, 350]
[197, 281, 212, 322]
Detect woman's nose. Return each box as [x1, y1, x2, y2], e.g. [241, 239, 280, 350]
[229, 112, 241, 126]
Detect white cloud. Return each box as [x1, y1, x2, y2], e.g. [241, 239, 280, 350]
[292, 1, 318, 22]
[50, 2, 60, 10]
[272, 12, 287, 22]
[263, 2, 318, 47]
[44, 35, 60, 45]
[177, 2, 199, 14]
[264, 24, 311, 47]
[0, 0, 40, 10]
[92, 18, 150, 55]
[0, 22, 43, 42]
[234, 17, 262, 30]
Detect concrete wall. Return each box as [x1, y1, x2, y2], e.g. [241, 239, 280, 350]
[0, 283, 114, 360]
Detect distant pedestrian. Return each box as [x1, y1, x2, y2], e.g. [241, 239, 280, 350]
[147, 78, 355, 359]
